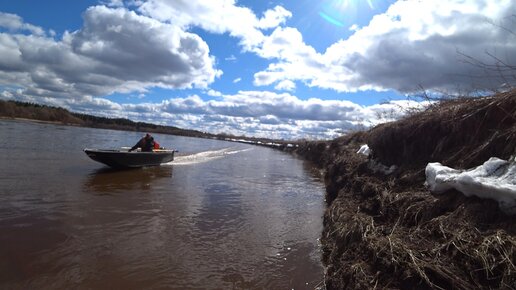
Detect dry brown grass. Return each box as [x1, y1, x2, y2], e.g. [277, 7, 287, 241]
[367, 90, 516, 171]
[322, 181, 515, 289]
[296, 90, 516, 289]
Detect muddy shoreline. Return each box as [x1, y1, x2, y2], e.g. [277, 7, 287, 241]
[287, 90, 516, 289]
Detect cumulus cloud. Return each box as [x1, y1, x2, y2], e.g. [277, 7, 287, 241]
[4, 83, 427, 139]
[131, 0, 515, 94]
[4, 0, 497, 140]
[254, 0, 516, 93]
[349, 24, 360, 32]
[100, 0, 124, 7]
[137, 0, 291, 51]
[206, 89, 223, 97]
[0, 12, 45, 36]
[126, 90, 427, 139]
[253, 27, 325, 87]
[145, 91, 427, 139]
[257, 6, 292, 29]
[275, 80, 296, 91]
[136, 90, 425, 139]
[0, 6, 220, 100]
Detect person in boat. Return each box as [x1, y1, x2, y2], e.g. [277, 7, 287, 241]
[129, 133, 156, 152]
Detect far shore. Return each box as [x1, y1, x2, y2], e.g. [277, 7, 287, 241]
[0, 115, 298, 150]
[0, 100, 299, 148]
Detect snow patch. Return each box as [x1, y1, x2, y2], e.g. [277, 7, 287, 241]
[425, 157, 516, 215]
[368, 159, 397, 175]
[357, 144, 371, 156]
[356, 144, 396, 174]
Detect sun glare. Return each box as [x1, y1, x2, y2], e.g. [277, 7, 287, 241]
[319, 11, 344, 27]
[318, 0, 382, 28]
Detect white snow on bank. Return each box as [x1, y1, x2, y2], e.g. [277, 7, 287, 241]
[425, 157, 516, 215]
[368, 159, 397, 175]
[357, 144, 371, 156]
[356, 144, 396, 175]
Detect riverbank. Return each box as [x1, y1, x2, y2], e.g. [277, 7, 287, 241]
[2, 92, 515, 288]
[288, 90, 515, 289]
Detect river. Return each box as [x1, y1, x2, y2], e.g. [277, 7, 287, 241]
[0, 120, 325, 289]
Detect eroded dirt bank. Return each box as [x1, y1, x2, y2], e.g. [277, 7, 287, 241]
[288, 90, 516, 289]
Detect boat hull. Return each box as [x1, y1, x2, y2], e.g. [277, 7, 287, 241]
[84, 149, 175, 168]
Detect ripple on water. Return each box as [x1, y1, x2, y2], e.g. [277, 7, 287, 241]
[0, 121, 325, 289]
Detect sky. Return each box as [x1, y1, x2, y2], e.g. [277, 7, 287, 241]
[0, 0, 514, 139]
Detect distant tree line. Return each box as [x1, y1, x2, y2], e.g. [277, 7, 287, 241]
[0, 100, 84, 124]
[0, 100, 211, 138]
[0, 99, 294, 145]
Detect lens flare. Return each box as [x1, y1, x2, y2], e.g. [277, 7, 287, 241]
[318, 0, 380, 27]
[318, 11, 344, 27]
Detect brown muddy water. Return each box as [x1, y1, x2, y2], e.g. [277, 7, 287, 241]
[0, 120, 325, 289]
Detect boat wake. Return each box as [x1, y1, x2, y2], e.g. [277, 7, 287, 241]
[164, 147, 252, 166]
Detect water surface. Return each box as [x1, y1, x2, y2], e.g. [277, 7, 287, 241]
[0, 120, 325, 289]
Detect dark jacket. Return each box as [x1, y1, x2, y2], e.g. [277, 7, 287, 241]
[130, 136, 154, 152]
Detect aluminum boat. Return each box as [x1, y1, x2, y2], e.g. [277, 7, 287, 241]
[84, 148, 175, 168]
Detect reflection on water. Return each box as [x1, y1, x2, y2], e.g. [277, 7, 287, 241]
[0, 120, 325, 289]
[84, 166, 173, 194]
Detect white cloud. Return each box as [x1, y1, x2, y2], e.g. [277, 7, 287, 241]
[275, 80, 296, 91]
[4, 88, 426, 139]
[136, 0, 291, 51]
[0, 6, 221, 100]
[233, 78, 241, 83]
[182, 91, 427, 138]
[132, 90, 427, 138]
[206, 89, 223, 97]
[365, 99, 430, 125]
[257, 6, 292, 29]
[252, 27, 324, 88]
[7, 0, 511, 104]
[253, 0, 516, 93]
[349, 24, 359, 32]
[3, 0, 505, 139]
[0, 12, 45, 36]
[101, 0, 124, 7]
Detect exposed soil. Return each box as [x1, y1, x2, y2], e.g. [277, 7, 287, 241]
[288, 90, 516, 289]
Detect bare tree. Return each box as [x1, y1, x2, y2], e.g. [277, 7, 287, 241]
[457, 15, 516, 92]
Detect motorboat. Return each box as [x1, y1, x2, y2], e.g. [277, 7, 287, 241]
[84, 148, 175, 168]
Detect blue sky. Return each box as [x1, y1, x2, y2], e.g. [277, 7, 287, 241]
[0, 0, 514, 139]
